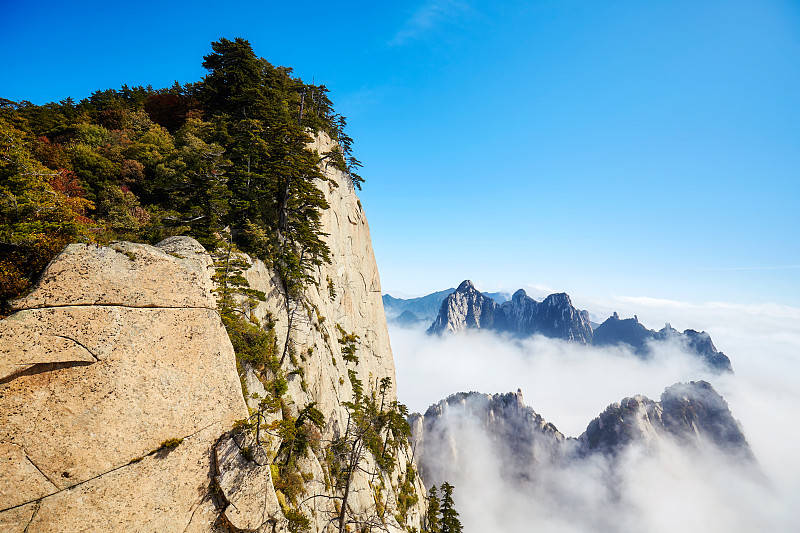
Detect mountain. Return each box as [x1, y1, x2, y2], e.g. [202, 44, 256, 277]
[0, 133, 427, 532]
[593, 312, 733, 372]
[393, 309, 428, 327]
[383, 288, 457, 322]
[580, 381, 750, 456]
[427, 281, 732, 372]
[427, 280, 593, 344]
[410, 381, 753, 490]
[426, 280, 500, 333]
[382, 287, 511, 324]
[409, 389, 567, 486]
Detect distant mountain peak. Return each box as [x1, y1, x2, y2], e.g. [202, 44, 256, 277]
[594, 314, 732, 372]
[457, 279, 476, 291]
[543, 292, 572, 306]
[428, 282, 592, 343]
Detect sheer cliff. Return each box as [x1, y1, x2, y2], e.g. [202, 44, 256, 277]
[0, 133, 425, 532]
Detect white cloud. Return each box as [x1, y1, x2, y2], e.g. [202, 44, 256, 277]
[390, 294, 800, 532]
[389, 0, 473, 46]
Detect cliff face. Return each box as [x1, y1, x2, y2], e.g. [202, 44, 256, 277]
[409, 390, 566, 488]
[0, 133, 424, 532]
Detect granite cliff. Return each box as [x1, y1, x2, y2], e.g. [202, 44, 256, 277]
[0, 133, 425, 532]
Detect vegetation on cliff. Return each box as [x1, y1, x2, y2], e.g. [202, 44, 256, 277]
[1, 37, 362, 304]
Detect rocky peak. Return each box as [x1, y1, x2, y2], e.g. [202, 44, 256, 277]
[429, 282, 593, 343]
[595, 314, 733, 372]
[412, 381, 753, 494]
[529, 292, 593, 344]
[427, 280, 498, 334]
[457, 279, 477, 292]
[411, 390, 566, 488]
[542, 292, 572, 307]
[580, 380, 750, 457]
[512, 288, 528, 302]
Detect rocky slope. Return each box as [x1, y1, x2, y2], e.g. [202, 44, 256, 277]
[410, 381, 752, 490]
[0, 132, 425, 532]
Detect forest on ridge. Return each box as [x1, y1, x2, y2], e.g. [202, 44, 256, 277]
[0, 37, 363, 305]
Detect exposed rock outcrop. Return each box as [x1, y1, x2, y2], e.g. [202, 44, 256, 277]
[0, 237, 246, 532]
[228, 132, 425, 533]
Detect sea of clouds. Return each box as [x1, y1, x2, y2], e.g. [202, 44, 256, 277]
[390, 294, 800, 532]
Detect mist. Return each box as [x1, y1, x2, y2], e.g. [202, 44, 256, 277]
[390, 295, 800, 532]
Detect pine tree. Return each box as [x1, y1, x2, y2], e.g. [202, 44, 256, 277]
[439, 482, 462, 533]
[424, 485, 442, 533]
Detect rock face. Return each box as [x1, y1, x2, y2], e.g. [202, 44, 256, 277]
[427, 280, 499, 333]
[427, 280, 593, 343]
[593, 312, 733, 372]
[230, 132, 426, 533]
[0, 237, 247, 532]
[410, 390, 566, 488]
[411, 381, 752, 491]
[580, 381, 750, 456]
[1, 133, 425, 532]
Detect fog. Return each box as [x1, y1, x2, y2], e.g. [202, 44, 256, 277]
[390, 295, 800, 532]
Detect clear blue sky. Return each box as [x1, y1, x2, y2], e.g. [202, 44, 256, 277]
[3, 0, 799, 306]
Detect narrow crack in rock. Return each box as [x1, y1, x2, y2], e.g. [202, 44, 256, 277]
[49, 335, 99, 361]
[23, 448, 60, 491]
[22, 500, 41, 533]
[13, 303, 218, 311]
[180, 497, 208, 533]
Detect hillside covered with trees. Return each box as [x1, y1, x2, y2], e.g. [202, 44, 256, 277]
[0, 37, 363, 307]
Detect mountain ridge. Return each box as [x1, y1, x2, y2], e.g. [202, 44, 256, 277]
[410, 381, 753, 490]
[420, 280, 732, 372]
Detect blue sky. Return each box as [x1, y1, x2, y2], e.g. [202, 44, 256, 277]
[3, 0, 799, 306]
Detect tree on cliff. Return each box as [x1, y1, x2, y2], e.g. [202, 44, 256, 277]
[424, 485, 442, 533]
[200, 38, 331, 320]
[439, 482, 462, 533]
[0, 36, 362, 313]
